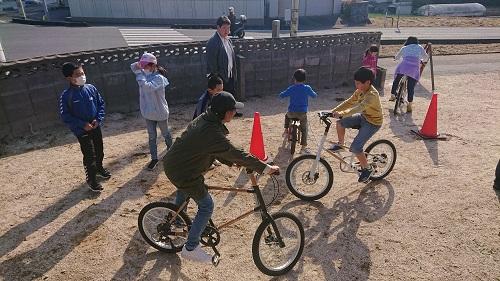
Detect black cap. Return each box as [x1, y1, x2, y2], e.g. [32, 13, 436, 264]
[210, 91, 244, 117]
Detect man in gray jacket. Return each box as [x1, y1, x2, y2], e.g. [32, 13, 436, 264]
[163, 91, 279, 263]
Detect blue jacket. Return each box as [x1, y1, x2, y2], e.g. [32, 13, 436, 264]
[279, 83, 317, 112]
[193, 90, 212, 120]
[59, 84, 105, 137]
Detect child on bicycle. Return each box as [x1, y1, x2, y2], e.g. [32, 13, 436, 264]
[279, 69, 318, 152]
[329, 67, 383, 183]
[390, 36, 429, 112]
[164, 92, 279, 263]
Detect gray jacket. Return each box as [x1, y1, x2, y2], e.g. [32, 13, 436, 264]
[206, 32, 237, 83]
[130, 63, 170, 121]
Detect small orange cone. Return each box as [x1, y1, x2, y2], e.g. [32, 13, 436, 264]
[249, 112, 268, 161]
[412, 92, 446, 140]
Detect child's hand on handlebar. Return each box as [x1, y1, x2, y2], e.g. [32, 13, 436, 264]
[332, 111, 342, 119]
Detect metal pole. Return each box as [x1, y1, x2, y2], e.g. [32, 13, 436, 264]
[429, 43, 435, 92]
[16, 0, 27, 19]
[42, 0, 50, 20]
[272, 20, 280, 38]
[0, 37, 6, 63]
[290, 0, 299, 37]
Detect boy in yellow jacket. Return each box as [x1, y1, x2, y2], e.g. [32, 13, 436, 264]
[329, 67, 383, 183]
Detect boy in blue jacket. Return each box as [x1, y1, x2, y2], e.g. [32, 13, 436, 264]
[59, 62, 111, 192]
[279, 69, 318, 151]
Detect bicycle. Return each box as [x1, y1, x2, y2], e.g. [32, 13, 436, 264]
[393, 75, 408, 115]
[287, 118, 301, 155]
[285, 112, 397, 201]
[138, 171, 305, 276]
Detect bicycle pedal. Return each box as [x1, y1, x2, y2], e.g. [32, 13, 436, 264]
[212, 254, 221, 267]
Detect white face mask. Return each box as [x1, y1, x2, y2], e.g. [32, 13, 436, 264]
[75, 75, 86, 86]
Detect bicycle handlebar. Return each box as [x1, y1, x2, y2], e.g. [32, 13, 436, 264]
[318, 111, 333, 118]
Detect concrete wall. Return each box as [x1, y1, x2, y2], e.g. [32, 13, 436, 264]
[0, 32, 381, 137]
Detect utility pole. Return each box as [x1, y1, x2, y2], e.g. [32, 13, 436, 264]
[0, 37, 6, 63]
[42, 0, 50, 20]
[290, 0, 299, 37]
[16, 0, 27, 19]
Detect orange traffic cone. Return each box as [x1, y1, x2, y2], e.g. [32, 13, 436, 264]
[249, 112, 268, 161]
[411, 92, 446, 140]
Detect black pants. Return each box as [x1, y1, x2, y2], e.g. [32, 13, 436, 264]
[223, 77, 236, 95]
[77, 127, 104, 181]
[391, 74, 418, 102]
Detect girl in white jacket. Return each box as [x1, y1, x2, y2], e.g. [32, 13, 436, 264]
[131, 52, 173, 170]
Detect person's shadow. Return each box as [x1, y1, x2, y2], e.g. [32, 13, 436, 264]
[0, 150, 163, 280]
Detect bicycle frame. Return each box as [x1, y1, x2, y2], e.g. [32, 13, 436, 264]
[168, 172, 285, 243]
[311, 113, 365, 174]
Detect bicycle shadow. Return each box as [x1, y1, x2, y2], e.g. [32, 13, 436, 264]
[271, 179, 395, 280]
[111, 194, 193, 281]
[0, 142, 150, 259]
[387, 109, 419, 144]
[0, 151, 164, 280]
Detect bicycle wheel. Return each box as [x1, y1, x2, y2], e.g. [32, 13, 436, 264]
[252, 212, 304, 276]
[365, 139, 397, 180]
[290, 125, 298, 154]
[393, 77, 408, 114]
[285, 154, 334, 201]
[138, 202, 192, 253]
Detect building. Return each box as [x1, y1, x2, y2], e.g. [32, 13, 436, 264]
[67, 0, 341, 27]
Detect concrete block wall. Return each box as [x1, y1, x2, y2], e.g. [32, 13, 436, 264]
[0, 32, 381, 137]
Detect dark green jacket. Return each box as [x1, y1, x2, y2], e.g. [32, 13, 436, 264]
[163, 109, 267, 188]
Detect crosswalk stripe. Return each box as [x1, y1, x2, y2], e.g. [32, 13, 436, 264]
[119, 28, 193, 46]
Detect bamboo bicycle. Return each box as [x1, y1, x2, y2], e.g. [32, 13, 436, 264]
[285, 112, 397, 201]
[138, 171, 305, 276]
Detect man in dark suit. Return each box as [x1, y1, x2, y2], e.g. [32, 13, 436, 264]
[206, 16, 237, 97]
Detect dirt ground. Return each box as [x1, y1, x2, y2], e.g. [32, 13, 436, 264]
[379, 44, 500, 58]
[365, 14, 500, 28]
[1, 54, 499, 280]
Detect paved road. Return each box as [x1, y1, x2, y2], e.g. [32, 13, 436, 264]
[1, 22, 500, 61]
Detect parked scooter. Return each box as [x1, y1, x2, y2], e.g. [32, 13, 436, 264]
[230, 15, 247, 39]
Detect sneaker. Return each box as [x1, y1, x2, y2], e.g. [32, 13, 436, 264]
[389, 95, 396, 101]
[299, 146, 311, 154]
[96, 167, 111, 179]
[87, 179, 103, 192]
[181, 245, 213, 264]
[147, 159, 159, 171]
[327, 143, 344, 152]
[358, 167, 374, 183]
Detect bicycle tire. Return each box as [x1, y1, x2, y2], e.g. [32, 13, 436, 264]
[138, 202, 192, 253]
[393, 77, 407, 115]
[290, 125, 298, 155]
[285, 154, 334, 201]
[252, 212, 304, 276]
[365, 139, 397, 180]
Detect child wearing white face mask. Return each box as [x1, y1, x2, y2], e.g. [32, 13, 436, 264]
[59, 62, 111, 192]
[130, 52, 173, 171]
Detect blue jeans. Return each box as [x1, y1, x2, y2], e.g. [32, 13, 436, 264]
[175, 190, 214, 250]
[145, 119, 173, 160]
[339, 114, 381, 154]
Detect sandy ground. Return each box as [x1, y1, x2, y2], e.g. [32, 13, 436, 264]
[365, 14, 500, 28]
[379, 44, 500, 58]
[0, 54, 499, 280]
